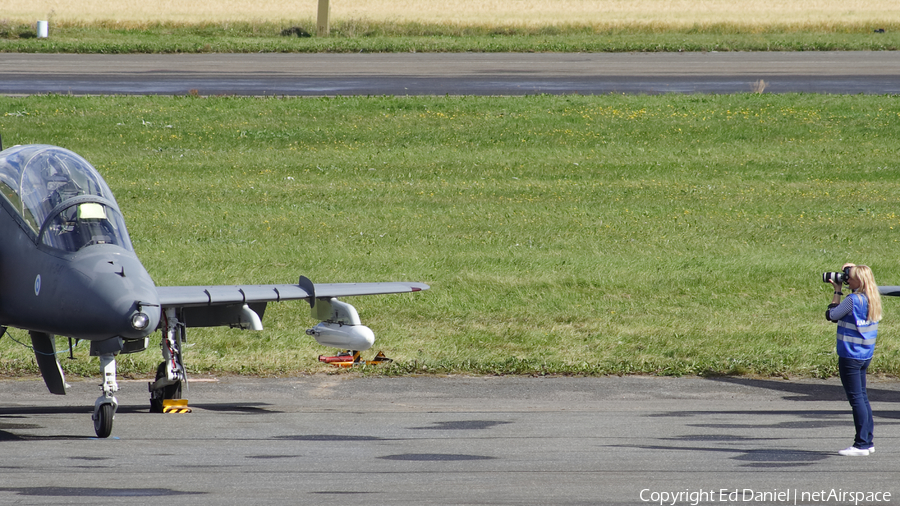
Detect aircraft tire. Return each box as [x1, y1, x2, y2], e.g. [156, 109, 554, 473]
[150, 362, 183, 413]
[94, 403, 114, 438]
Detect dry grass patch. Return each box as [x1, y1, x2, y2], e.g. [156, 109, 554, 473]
[3, 0, 899, 27]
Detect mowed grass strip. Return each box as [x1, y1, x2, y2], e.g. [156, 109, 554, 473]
[2, 21, 900, 52]
[1, 93, 899, 378]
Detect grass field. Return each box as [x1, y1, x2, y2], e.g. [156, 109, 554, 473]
[2, 93, 900, 379]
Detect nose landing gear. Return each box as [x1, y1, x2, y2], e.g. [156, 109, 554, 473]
[92, 352, 119, 438]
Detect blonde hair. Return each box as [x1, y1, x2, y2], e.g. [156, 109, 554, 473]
[851, 265, 883, 323]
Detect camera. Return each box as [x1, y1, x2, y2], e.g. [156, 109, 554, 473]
[822, 266, 852, 284]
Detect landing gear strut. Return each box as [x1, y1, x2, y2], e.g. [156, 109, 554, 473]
[149, 308, 186, 412]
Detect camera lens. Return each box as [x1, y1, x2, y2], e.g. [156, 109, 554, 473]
[822, 272, 846, 284]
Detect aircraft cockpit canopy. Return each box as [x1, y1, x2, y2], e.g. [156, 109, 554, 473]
[0, 144, 133, 252]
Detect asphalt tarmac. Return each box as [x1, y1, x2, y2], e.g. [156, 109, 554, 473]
[1, 375, 898, 505]
[2, 52, 900, 95]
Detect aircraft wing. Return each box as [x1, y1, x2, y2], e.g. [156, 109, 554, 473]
[154, 277, 429, 329]
[156, 280, 429, 308]
[880, 286, 900, 296]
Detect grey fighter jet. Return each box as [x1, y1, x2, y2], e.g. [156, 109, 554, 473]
[0, 143, 428, 438]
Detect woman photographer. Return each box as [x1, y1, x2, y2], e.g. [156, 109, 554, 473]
[826, 263, 882, 456]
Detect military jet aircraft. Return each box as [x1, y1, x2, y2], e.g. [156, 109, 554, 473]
[0, 142, 428, 438]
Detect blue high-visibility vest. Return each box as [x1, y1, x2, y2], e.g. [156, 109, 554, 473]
[835, 293, 878, 360]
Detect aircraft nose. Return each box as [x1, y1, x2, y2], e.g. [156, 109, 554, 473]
[67, 248, 161, 340]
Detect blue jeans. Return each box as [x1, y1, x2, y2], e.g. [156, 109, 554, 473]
[838, 357, 874, 449]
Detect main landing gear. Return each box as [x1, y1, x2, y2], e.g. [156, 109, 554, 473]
[148, 308, 186, 414]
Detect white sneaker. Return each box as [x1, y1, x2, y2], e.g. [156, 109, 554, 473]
[838, 447, 871, 456]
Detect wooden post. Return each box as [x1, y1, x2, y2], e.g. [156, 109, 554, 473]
[317, 0, 330, 36]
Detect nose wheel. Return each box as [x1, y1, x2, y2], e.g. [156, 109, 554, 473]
[93, 402, 115, 438]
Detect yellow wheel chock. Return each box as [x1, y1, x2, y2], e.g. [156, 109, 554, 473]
[161, 399, 192, 414]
